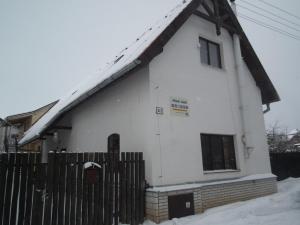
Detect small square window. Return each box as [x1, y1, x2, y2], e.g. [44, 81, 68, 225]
[199, 37, 222, 68]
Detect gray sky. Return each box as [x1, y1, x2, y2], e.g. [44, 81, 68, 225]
[0, 0, 299, 131]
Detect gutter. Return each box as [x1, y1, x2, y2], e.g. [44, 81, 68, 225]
[19, 59, 141, 146]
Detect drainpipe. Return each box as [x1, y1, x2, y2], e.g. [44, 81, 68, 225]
[263, 103, 271, 114]
[231, 1, 252, 159]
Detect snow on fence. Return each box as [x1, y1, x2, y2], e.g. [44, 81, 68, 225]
[0, 152, 145, 225]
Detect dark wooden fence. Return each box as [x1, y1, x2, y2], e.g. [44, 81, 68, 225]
[270, 152, 300, 181]
[0, 152, 145, 225]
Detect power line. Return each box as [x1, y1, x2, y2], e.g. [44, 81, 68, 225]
[239, 0, 300, 28]
[238, 13, 300, 41]
[237, 4, 300, 33]
[257, 0, 300, 21]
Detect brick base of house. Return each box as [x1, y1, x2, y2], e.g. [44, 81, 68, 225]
[146, 174, 277, 223]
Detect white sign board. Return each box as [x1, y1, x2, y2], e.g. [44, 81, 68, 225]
[170, 97, 189, 117]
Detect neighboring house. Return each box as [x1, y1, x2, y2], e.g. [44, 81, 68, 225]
[288, 129, 300, 152]
[19, 0, 280, 222]
[0, 119, 18, 152]
[268, 129, 300, 153]
[0, 101, 57, 152]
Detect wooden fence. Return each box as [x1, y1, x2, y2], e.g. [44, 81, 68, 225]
[270, 152, 300, 181]
[0, 152, 145, 225]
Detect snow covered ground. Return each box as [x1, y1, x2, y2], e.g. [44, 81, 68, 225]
[145, 178, 300, 225]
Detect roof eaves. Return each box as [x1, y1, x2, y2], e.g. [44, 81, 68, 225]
[19, 60, 141, 146]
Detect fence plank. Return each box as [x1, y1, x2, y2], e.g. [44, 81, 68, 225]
[76, 153, 84, 225]
[10, 153, 21, 225]
[93, 153, 100, 225]
[44, 153, 55, 225]
[98, 153, 104, 225]
[0, 154, 8, 225]
[69, 153, 77, 225]
[51, 152, 60, 225]
[125, 153, 131, 225]
[140, 158, 145, 224]
[17, 154, 29, 225]
[130, 153, 135, 225]
[3, 154, 15, 225]
[32, 154, 45, 225]
[109, 153, 114, 225]
[24, 153, 36, 225]
[138, 153, 144, 224]
[87, 153, 95, 225]
[114, 153, 119, 225]
[119, 153, 126, 224]
[134, 153, 139, 225]
[103, 153, 109, 225]
[58, 153, 67, 225]
[65, 153, 72, 225]
[82, 152, 89, 225]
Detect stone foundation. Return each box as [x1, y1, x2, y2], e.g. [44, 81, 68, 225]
[146, 174, 277, 223]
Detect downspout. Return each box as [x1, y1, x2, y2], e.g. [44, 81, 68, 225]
[231, 1, 252, 159]
[263, 103, 271, 114]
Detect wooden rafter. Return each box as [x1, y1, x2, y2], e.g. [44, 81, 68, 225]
[193, 10, 237, 34]
[197, 0, 236, 36]
[202, 0, 214, 17]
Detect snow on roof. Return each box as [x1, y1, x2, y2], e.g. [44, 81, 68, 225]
[19, 0, 192, 145]
[288, 129, 299, 136]
[288, 129, 299, 140]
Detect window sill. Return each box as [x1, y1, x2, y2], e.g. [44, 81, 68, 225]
[201, 62, 226, 72]
[203, 169, 241, 174]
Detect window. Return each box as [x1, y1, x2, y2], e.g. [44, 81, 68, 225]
[199, 37, 222, 68]
[201, 134, 236, 171]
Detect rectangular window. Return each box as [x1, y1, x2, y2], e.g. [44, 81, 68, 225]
[199, 37, 222, 68]
[201, 134, 236, 171]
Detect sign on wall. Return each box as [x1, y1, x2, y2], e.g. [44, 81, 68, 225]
[170, 97, 189, 117]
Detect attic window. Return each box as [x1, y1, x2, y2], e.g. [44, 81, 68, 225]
[199, 37, 222, 68]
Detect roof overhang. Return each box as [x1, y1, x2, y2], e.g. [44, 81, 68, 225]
[19, 0, 280, 146]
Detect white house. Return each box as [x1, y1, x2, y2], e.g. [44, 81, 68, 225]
[19, 0, 279, 222]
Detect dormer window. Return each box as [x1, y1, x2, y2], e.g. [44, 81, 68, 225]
[199, 37, 222, 68]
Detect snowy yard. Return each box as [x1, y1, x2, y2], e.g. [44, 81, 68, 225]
[145, 178, 300, 225]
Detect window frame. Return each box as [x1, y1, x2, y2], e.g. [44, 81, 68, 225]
[200, 133, 237, 172]
[199, 36, 222, 69]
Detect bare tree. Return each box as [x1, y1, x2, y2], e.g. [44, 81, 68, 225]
[266, 121, 289, 153]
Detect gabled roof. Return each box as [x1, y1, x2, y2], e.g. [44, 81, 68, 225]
[19, 0, 279, 146]
[6, 101, 58, 123]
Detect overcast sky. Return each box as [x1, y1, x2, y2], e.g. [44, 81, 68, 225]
[0, 0, 299, 131]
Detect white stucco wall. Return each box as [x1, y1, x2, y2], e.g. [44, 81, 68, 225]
[48, 66, 154, 181]
[67, 66, 150, 153]
[148, 14, 271, 186]
[46, 8, 272, 187]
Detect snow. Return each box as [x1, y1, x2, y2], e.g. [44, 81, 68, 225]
[147, 173, 276, 192]
[19, 0, 193, 145]
[287, 129, 299, 140]
[145, 178, 300, 225]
